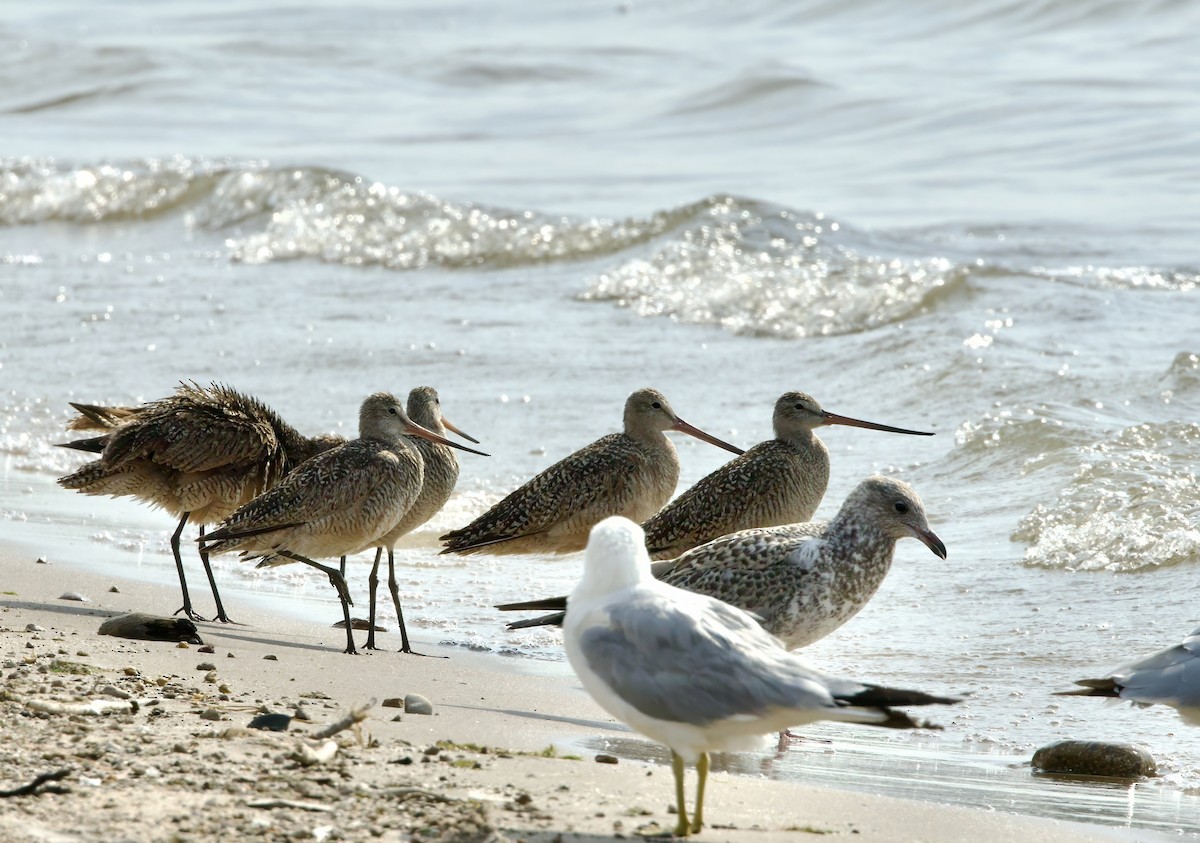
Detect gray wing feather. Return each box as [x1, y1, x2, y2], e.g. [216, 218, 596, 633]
[579, 595, 830, 726]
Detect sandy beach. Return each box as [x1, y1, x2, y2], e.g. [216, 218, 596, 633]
[0, 540, 1171, 843]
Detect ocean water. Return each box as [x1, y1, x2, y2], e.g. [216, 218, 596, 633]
[2, 0, 1199, 835]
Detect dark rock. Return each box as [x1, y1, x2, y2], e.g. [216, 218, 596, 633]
[248, 712, 292, 732]
[595, 753, 619, 764]
[333, 617, 386, 631]
[99, 613, 203, 645]
[1032, 740, 1157, 778]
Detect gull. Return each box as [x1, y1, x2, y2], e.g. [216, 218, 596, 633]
[439, 388, 742, 556]
[563, 516, 959, 837]
[498, 475, 947, 653]
[1057, 625, 1200, 725]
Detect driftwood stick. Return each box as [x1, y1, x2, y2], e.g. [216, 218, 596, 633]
[246, 798, 334, 813]
[309, 699, 374, 740]
[0, 769, 71, 798]
[25, 698, 138, 716]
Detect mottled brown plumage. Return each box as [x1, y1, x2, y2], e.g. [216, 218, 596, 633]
[364, 387, 480, 653]
[641, 392, 933, 560]
[57, 382, 344, 622]
[439, 388, 743, 556]
[201, 391, 487, 654]
[499, 476, 947, 652]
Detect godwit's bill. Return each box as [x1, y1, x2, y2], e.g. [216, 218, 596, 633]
[441, 415, 480, 444]
[819, 410, 934, 436]
[408, 422, 489, 456]
[670, 417, 744, 455]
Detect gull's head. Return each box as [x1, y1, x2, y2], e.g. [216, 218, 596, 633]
[572, 516, 653, 603]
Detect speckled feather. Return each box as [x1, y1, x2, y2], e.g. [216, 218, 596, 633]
[58, 382, 344, 525]
[440, 389, 685, 556]
[202, 392, 425, 562]
[655, 476, 941, 649]
[375, 387, 461, 546]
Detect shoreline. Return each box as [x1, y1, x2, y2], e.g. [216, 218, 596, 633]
[0, 538, 1179, 842]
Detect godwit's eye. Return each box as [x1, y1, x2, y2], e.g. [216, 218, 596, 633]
[651, 402, 662, 410]
[894, 501, 909, 514]
[794, 404, 803, 411]
[388, 407, 397, 415]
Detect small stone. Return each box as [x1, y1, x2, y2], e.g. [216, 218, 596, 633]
[293, 706, 311, 721]
[196, 662, 217, 672]
[25, 623, 45, 633]
[123, 667, 138, 676]
[263, 654, 278, 661]
[248, 712, 292, 732]
[382, 698, 404, 709]
[403, 694, 433, 716]
[1032, 740, 1157, 778]
[595, 754, 619, 764]
[155, 677, 169, 687]
[198, 645, 215, 654]
[391, 714, 403, 722]
[204, 671, 218, 684]
[36, 556, 49, 564]
[58, 592, 90, 602]
[24, 642, 34, 650]
[108, 586, 120, 593]
[199, 709, 223, 722]
[226, 652, 235, 658]
[219, 684, 231, 694]
[176, 642, 190, 649]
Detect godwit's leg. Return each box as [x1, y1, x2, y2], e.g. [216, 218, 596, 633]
[197, 524, 234, 624]
[387, 548, 441, 658]
[278, 550, 356, 655]
[339, 556, 347, 578]
[364, 547, 383, 650]
[169, 513, 205, 622]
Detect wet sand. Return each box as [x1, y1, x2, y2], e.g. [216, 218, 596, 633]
[0, 541, 1169, 843]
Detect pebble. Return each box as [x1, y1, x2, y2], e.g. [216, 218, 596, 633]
[198, 645, 215, 654]
[404, 694, 433, 715]
[248, 712, 292, 732]
[382, 698, 404, 709]
[199, 709, 223, 721]
[197, 662, 217, 671]
[59, 591, 90, 602]
[595, 754, 619, 764]
[263, 654, 278, 661]
[36, 556, 49, 564]
[25, 623, 45, 633]
[108, 586, 120, 593]
[1032, 740, 1157, 778]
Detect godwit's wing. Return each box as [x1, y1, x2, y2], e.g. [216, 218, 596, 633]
[441, 433, 665, 555]
[642, 440, 817, 559]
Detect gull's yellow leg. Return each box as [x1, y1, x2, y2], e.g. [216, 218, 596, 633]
[691, 751, 709, 834]
[671, 750, 691, 837]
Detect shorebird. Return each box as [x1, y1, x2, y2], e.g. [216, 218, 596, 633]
[57, 382, 344, 623]
[1056, 626, 1200, 725]
[439, 388, 743, 556]
[363, 386, 480, 653]
[564, 516, 959, 837]
[199, 392, 488, 655]
[498, 475, 947, 652]
[641, 392, 933, 560]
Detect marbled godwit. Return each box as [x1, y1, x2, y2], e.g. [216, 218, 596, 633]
[642, 392, 933, 560]
[57, 382, 344, 623]
[1057, 626, 1200, 725]
[439, 388, 743, 556]
[497, 476, 947, 652]
[564, 516, 959, 838]
[199, 392, 488, 654]
[362, 386, 480, 653]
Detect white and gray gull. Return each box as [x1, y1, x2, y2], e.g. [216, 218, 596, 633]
[642, 392, 933, 560]
[499, 475, 947, 652]
[1057, 625, 1200, 725]
[563, 516, 960, 838]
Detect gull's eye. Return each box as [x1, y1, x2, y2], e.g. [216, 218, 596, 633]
[894, 501, 909, 514]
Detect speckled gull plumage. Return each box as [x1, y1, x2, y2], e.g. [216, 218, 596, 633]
[1057, 626, 1200, 726]
[57, 381, 344, 623]
[563, 516, 959, 837]
[439, 387, 743, 556]
[499, 475, 948, 652]
[642, 391, 933, 560]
